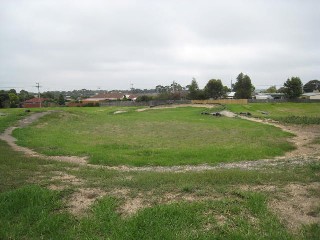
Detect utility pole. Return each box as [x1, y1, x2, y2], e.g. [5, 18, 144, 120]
[35, 83, 41, 108]
[130, 83, 134, 93]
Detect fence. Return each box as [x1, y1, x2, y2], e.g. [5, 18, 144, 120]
[191, 99, 248, 105]
[248, 99, 320, 103]
[99, 100, 192, 107]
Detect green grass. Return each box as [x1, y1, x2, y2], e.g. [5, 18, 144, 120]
[0, 185, 74, 240]
[0, 108, 30, 133]
[1, 139, 319, 239]
[0, 185, 296, 240]
[227, 103, 320, 124]
[12, 107, 294, 166]
[1, 104, 319, 238]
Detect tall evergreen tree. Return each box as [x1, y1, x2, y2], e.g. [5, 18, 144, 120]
[283, 77, 303, 99]
[187, 78, 200, 100]
[204, 79, 224, 99]
[234, 73, 255, 99]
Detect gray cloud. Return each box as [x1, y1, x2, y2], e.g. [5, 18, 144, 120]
[1, 0, 319, 91]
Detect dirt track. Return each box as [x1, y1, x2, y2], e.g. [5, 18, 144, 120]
[1, 108, 319, 172]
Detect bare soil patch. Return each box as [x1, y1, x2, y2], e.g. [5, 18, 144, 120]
[114, 110, 127, 114]
[51, 171, 84, 186]
[269, 182, 320, 231]
[67, 188, 107, 215]
[236, 182, 320, 231]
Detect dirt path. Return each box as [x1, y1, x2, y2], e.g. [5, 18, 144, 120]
[1, 109, 319, 172]
[238, 113, 320, 158]
[0, 111, 87, 165]
[136, 103, 219, 112]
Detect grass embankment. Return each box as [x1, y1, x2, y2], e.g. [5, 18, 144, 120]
[1, 139, 319, 239]
[0, 109, 30, 133]
[12, 107, 294, 166]
[227, 103, 320, 124]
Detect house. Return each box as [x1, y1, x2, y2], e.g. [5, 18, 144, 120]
[255, 93, 274, 100]
[82, 92, 137, 104]
[22, 98, 50, 108]
[226, 92, 236, 99]
[301, 91, 320, 100]
[254, 93, 285, 100]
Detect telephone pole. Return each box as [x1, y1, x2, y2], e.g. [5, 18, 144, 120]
[35, 83, 41, 108]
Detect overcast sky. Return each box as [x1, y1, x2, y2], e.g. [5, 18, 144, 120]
[1, 0, 319, 92]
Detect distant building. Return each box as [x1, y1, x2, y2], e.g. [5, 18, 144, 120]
[226, 92, 236, 99]
[301, 91, 320, 100]
[255, 93, 274, 100]
[22, 98, 50, 108]
[254, 93, 285, 100]
[82, 92, 137, 104]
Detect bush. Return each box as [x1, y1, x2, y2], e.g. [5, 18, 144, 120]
[136, 95, 153, 102]
[83, 102, 100, 107]
[277, 116, 320, 124]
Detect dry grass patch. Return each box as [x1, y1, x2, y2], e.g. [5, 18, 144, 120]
[269, 182, 320, 232]
[67, 187, 107, 215]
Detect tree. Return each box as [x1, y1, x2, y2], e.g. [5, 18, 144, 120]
[283, 77, 303, 99]
[204, 79, 224, 99]
[19, 90, 32, 102]
[136, 95, 153, 102]
[303, 80, 320, 93]
[0, 91, 9, 108]
[58, 94, 65, 105]
[41, 92, 54, 99]
[222, 86, 231, 98]
[234, 73, 255, 99]
[155, 81, 184, 100]
[170, 81, 182, 93]
[265, 85, 277, 93]
[187, 78, 200, 100]
[277, 87, 285, 93]
[8, 92, 19, 108]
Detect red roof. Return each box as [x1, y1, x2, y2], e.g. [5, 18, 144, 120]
[24, 98, 49, 103]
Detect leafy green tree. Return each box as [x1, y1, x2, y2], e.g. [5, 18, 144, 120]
[204, 79, 224, 99]
[41, 92, 54, 99]
[187, 78, 200, 100]
[303, 80, 320, 93]
[136, 95, 153, 102]
[222, 86, 231, 98]
[58, 94, 65, 105]
[170, 81, 182, 93]
[265, 85, 277, 93]
[8, 93, 19, 108]
[155, 81, 184, 100]
[283, 77, 303, 99]
[234, 73, 255, 99]
[8, 89, 17, 94]
[0, 91, 10, 108]
[19, 90, 32, 102]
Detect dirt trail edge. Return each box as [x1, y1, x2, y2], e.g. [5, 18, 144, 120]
[0, 111, 87, 165]
[1, 110, 319, 172]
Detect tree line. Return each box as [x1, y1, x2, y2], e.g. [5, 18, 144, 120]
[1, 75, 319, 108]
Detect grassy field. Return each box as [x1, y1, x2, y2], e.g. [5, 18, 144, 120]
[227, 102, 320, 124]
[1, 103, 319, 239]
[11, 107, 294, 166]
[0, 108, 31, 133]
[0, 138, 319, 239]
